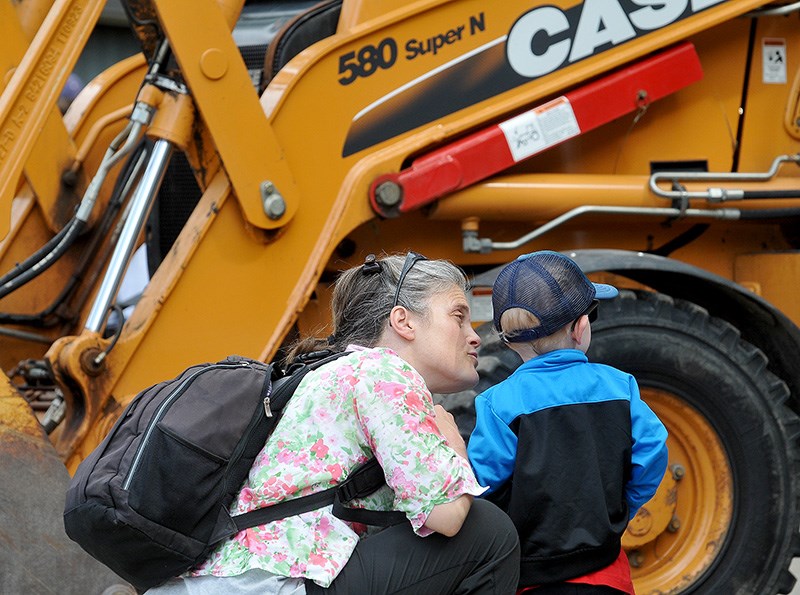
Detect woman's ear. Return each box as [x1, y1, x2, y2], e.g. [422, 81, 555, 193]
[388, 305, 416, 341]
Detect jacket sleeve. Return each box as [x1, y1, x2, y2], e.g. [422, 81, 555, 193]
[626, 375, 669, 519]
[467, 391, 518, 495]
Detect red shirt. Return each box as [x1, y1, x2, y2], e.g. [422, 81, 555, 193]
[517, 548, 635, 594]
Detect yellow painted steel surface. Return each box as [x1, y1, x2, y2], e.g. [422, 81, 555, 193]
[0, 0, 105, 239]
[735, 252, 800, 324]
[154, 0, 299, 229]
[0, 0, 78, 233]
[0, 0, 792, 483]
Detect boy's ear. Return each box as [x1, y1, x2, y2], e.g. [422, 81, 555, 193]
[388, 306, 416, 341]
[571, 315, 589, 345]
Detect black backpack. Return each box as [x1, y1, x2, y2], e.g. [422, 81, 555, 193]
[63, 351, 402, 592]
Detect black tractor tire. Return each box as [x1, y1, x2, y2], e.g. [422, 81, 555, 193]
[439, 289, 800, 594]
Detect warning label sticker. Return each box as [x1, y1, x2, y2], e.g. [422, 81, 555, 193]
[499, 97, 580, 162]
[763, 38, 787, 85]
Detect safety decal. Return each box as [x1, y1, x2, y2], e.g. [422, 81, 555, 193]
[499, 97, 580, 162]
[762, 38, 787, 85]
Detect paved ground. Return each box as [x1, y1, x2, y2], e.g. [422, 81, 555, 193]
[791, 558, 800, 594]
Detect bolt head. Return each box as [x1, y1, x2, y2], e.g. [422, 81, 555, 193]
[263, 195, 286, 219]
[628, 550, 644, 568]
[374, 181, 402, 208]
[260, 181, 286, 219]
[668, 516, 681, 533]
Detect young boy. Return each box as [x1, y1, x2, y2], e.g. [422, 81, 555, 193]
[468, 251, 668, 594]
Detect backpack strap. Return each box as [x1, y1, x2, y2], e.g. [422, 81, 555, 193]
[332, 492, 406, 527]
[232, 483, 340, 530]
[331, 458, 406, 527]
[232, 457, 405, 531]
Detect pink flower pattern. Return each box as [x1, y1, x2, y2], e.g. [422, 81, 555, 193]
[192, 346, 484, 587]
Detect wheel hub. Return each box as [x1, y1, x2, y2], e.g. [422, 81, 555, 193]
[623, 389, 733, 594]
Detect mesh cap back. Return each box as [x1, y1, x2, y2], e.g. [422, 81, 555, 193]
[492, 251, 618, 341]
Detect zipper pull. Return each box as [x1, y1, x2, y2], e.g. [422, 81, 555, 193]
[263, 396, 272, 417]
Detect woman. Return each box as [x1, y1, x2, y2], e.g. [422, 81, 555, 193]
[150, 252, 520, 594]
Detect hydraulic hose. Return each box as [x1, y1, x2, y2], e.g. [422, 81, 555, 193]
[0, 113, 148, 302]
[0, 218, 80, 286]
[737, 190, 800, 199]
[0, 45, 166, 318]
[0, 218, 85, 300]
[0, 140, 149, 325]
[738, 207, 800, 219]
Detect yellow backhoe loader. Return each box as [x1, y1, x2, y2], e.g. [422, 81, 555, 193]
[1, 0, 799, 592]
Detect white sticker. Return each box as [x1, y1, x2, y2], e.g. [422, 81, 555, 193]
[499, 97, 580, 162]
[468, 288, 494, 324]
[763, 38, 787, 84]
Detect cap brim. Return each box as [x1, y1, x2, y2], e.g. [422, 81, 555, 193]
[593, 283, 619, 299]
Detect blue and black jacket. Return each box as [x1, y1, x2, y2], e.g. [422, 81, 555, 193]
[468, 349, 668, 586]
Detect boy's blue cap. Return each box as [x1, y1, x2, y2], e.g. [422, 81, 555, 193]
[492, 251, 618, 341]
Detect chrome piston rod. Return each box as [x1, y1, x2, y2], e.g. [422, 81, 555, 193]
[85, 139, 173, 333]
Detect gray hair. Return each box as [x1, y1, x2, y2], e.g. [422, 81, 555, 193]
[286, 253, 468, 361]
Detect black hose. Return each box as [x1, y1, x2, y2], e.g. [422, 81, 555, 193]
[740, 190, 800, 199]
[0, 218, 76, 286]
[738, 207, 800, 219]
[650, 224, 710, 257]
[0, 218, 85, 300]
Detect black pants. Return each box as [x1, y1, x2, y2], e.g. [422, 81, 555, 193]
[305, 498, 520, 594]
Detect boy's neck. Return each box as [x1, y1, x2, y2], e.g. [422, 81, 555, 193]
[510, 343, 570, 362]
[508, 328, 584, 362]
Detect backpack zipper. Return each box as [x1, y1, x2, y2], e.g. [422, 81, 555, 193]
[263, 383, 273, 417]
[122, 361, 251, 491]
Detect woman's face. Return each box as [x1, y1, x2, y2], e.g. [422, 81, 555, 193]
[409, 285, 481, 394]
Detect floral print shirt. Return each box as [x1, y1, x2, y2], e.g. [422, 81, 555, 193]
[192, 346, 485, 587]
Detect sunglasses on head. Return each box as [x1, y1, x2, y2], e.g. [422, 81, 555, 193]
[392, 252, 428, 308]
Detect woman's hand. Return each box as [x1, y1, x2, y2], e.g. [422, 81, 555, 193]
[433, 404, 468, 459]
